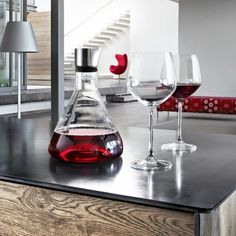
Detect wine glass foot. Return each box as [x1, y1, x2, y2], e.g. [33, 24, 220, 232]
[162, 142, 197, 152]
[130, 159, 172, 171]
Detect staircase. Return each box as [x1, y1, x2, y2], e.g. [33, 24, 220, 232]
[64, 11, 130, 80]
[26, 9, 130, 85]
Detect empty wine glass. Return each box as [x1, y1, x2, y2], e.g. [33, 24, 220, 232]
[128, 52, 176, 171]
[162, 55, 201, 152]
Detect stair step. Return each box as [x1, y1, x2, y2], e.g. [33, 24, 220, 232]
[64, 65, 73, 68]
[82, 43, 100, 48]
[100, 30, 118, 36]
[64, 71, 75, 75]
[64, 62, 74, 66]
[113, 22, 130, 28]
[95, 35, 112, 41]
[123, 12, 130, 17]
[64, 68, 74, 72]
[64, 60, 74, 64]
[107, 26, 124, 32]
[64, 76, 75, 80]
[64, 57, 74, 59]
[65, 52, 74, 56]
[88, 39, 106, 44]
[64, 61, 74, 65]
[65, 55, 74, 59]
[119, 17, 130, 23]
[64, 67, 74, 70]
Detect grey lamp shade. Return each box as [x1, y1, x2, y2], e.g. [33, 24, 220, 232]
[0, 21, 38, 52]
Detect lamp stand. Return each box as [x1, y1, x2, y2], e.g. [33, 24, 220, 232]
[0, 21, 38, 119]
[17, 52, 21, 119]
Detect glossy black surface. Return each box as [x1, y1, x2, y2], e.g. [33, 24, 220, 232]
[0, 117, 236, 213]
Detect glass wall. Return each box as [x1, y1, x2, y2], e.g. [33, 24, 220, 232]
[0, 0, 37, 90]
[0, 0, 8, 88]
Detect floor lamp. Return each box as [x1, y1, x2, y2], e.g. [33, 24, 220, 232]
[0, 21, 38, 119]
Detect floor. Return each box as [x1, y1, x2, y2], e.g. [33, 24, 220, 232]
[1, 74, 236, 135]
[2, 76, 235, 135]
[13, 100, 236, 136]
[0, 100, 52, 116]
[0, 78, 127, 108]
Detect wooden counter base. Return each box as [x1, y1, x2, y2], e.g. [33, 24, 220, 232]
[0, 181, 195, 236]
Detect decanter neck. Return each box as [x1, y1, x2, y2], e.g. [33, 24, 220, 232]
[75, 71, 98, 90]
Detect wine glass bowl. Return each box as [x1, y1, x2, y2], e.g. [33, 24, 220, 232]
[162, 55, 201, 152]
[128, 80, 176, 107]
[128, 52, 176, 171]
[172, 83, 200, 99]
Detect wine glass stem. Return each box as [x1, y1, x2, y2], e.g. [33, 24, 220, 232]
[148, 107, 154, 157]
[177, 100, 183, 143]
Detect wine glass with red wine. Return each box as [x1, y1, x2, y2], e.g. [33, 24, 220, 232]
[127, 52, 176, 171]
[162, 55, 201, 152]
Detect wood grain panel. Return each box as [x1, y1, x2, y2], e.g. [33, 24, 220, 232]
[32, 31, 50, 36]
[36, 41, 51, 46]
[28, 65, 50, 70]
[29, 13, 50, 21]
[27, 59, 51, 66]
[36, 46, 50, 51]
[27, 12, 51, 84]
[33, 27, 51, 32]
[28, 70, 51, 75]
[200, 190, 236, 236]
[0, 181, 195, 236]
[29, 53, 50, 59]
[27, 75, 51, 80]
[35, 35, 51, 41]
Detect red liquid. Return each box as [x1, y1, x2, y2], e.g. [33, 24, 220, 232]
[172, 83, 200, 99]
[48, 128, 123, 164]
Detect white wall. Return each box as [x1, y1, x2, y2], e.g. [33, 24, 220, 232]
[179, 0, 236, 96]
[98, 0, 179, 75]
[64, 0, 110, 36]
[130, 0, 179, 54]
[35, 0, 50, 12]
[64, 0, 129, 53]
[35, 0, 178, 77]
[64, 0, 130, 76]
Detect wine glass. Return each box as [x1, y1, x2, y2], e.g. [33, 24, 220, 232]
[162, 54, 201, 152]
[128, 52, 176, 171]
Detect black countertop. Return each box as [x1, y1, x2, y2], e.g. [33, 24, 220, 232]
[0, 117, 236, 213]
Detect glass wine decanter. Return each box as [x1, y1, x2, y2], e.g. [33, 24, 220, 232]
[48, 47, 123, 163]
[162, 54, 201, 152]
